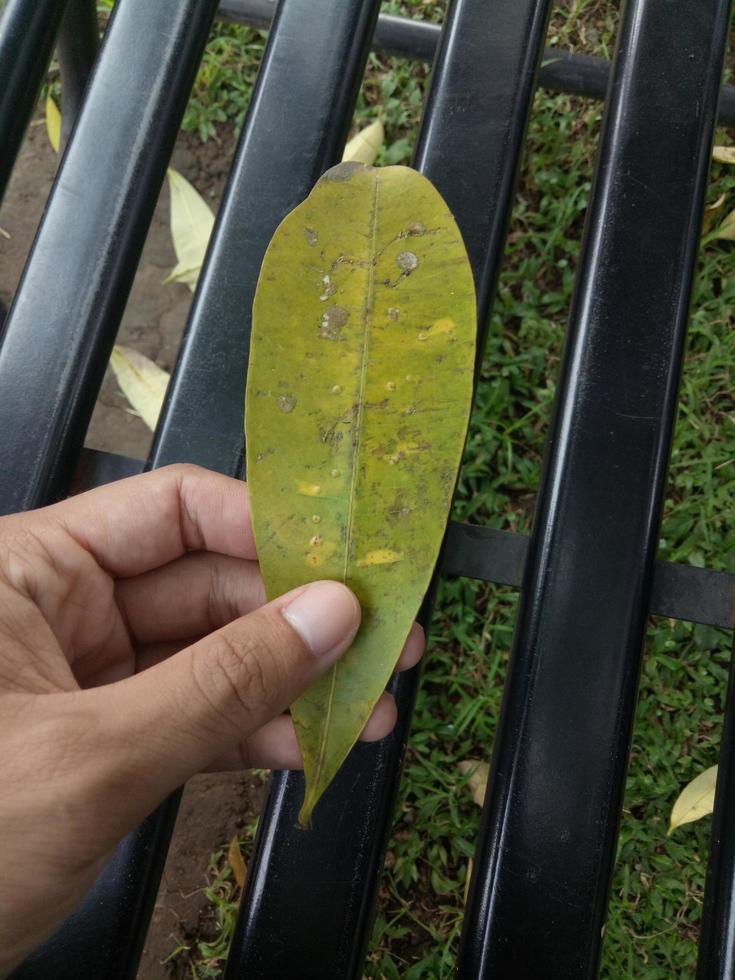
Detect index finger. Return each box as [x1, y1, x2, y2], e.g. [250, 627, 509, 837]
[45, 464, 256, 577]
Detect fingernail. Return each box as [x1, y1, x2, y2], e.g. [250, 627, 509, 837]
[282, 581, 360, 658]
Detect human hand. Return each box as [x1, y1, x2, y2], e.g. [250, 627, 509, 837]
[0, 464, 424, 974]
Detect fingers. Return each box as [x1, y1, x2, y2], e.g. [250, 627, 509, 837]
[119, 551, 424, 664]
[116, 552, 266, 645]
[207, 692, 398, 772]
[88, 581, 361, 793]
[396, 621, 424, 672]
[39, 465, 256, 577]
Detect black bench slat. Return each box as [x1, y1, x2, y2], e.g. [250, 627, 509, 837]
[699, 644, 735, 977]
[223, 1, 553, 976]
[0, 0, 218, 518]
[0, 0, 68, 202]
[457, 0, 731, 976]
[55, 0, 99, 147]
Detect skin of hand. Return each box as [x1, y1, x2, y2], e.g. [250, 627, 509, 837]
[0, 464, 424, 975]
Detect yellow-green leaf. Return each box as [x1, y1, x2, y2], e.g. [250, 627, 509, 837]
[458, 759, 489, 807]
[227, 836, 247, 889]
[109, 345, 170, 430]
[669, 765, 718, 834]
[711, 206, 735, 242]
[246, 162, 476, 825]
[46, 94, 61, 153]
[165, 168, 215, 290]
[702, 192, 727, 235]
[713, 145, 735, 164]
[342, 119, 384, 166]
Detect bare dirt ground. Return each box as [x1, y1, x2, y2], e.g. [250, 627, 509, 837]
[0, 119, 259, 978]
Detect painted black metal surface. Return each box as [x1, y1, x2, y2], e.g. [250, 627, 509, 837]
[220, 1, 552, 977]
[56, 0, 99, 145]
[441, 522, 735, 630]
[457, 0, 731, 976]
[0, 0, 69, 203]
[218, 0, 735, 126]
[699, 638, 735, 978]
[0, 0, 218, 518]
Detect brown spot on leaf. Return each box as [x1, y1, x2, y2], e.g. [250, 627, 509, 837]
[396, 251, 419, 274]
[388, 307, 399, 321]
[277, 394, 296, 413]
[318, 305, 349, 340]
[304, 227, 318, 246]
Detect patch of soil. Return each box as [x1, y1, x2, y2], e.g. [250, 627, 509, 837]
[0, 119, 256, 980]
[140, 773, 265, 980]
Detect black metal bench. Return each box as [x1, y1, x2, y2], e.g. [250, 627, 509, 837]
[1, 0, 734, 976]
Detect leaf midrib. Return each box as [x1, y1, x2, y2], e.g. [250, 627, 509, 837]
[311, 172, 382, 794]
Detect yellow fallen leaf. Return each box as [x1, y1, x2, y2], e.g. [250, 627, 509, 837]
[165, 168, 215, 291]
[109, 345, 170, 430]
[458, 759, 489, 808]
[711, 206, 735, 242]
[702, 192, 727, 235]
[669, 764, 718, 834]
[342, 119, 384, 166]
[713, 145, 735, 164]
[227, 836, 247, 889]
[46, 94, 61, 153]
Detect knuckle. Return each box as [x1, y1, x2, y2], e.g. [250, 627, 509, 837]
[197, 628, 278, 732]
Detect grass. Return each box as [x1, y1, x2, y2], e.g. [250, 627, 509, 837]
[83, 1, 735, 976]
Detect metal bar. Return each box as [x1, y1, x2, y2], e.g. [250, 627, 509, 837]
[67, 452, 735, 631]
[56, 0, 99, 146]
[0, 0, 69, 203]
[699, 643, 735, 977]
[216, 0, 735, 126]
[71, 448, 145, 490]
[441, 522, 735, 630]
[457, 0, 731, 976]
[217, 1, 553, 977]
[0, 0, 218, 519]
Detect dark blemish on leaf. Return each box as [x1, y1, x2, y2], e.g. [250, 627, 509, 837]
[332, 254, 369, 272]
[318, 305, 349, 340]
[396, 251, 419, 274]
[388, 307, 399, 321]
[320, 161, 366, 182]
[304, 227, 318, 246]
[277, 394, 296, 413]
[319, 274, 337, 301]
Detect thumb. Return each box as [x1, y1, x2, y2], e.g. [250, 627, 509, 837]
[90, 580, 360, 794]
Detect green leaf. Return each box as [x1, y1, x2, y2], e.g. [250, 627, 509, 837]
[342, 118, 384, 166]
[109, 345, 170, 430]
[246, 162, 476, 824]
[165, 168, 215, 290]
[669, 764, 718, 834]
[46, 94, 61, 153]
